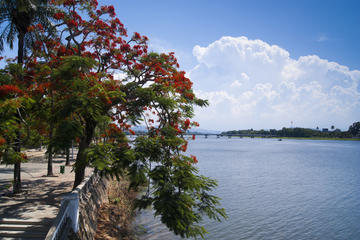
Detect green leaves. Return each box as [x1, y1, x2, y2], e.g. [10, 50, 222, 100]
[0, 147, 28, 165]
[131, 132, 227, 239]
[1, 0, 226, 236]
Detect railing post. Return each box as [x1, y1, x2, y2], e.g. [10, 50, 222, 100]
[62, 191, 80, 233]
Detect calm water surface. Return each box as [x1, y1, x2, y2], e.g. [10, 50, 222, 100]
[134, 138, 360, 240]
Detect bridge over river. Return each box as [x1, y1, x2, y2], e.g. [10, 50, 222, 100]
[128, 133, 277, 138]
[184, 133, 277, 138]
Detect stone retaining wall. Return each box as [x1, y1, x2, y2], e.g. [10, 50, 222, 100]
[69, 172, 110, 240]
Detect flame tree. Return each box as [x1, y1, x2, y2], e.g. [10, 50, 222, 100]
[1, 0, 227, 238]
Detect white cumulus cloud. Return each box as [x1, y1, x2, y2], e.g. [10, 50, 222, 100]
[189, 36, 360, 130]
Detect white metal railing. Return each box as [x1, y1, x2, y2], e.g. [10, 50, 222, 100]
[45, 173, 94, 240]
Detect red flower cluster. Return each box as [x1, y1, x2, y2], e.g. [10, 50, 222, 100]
[190, 155, 198, 164]
[36, 24, 44, 31]
[0, 137, 6, 145]
[57, 45, 67, 55]
[35, 82, 51, 94]
[0, 85, 23, 97]
[63, 0, 76, 6]
[100, 5, 116, 17]
[181, 142, 188, 152]
[91, 0, 98, 7]
[133, 32, 141, 40]
[53, 12, 64, 20]
[27, 25, 35, 32]
[171, 71, 193, 94]
[120, 43, 130, 52]
[184, 92, 194, 100]
[71, 11, 83, 24]
[184, 119, 190, 129]
[21, 153, 28, 160]
[67, 19, 78, 27]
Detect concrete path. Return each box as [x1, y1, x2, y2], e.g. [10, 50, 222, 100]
[0, 149, 91, 239]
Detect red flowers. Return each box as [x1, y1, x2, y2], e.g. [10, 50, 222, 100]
[185, 92, 194, 100]
[100, 5, 116, 17]
[184, 119, 190, 129]
[181, 143, 188, 152]
[67, 19, 78, 27]
[63, 0, 75, 6]
[133, 32, 141, 40]
[120, 43, 130, 52]
[21, 153, 28, 160]
[27, 25, 35, 32]
[169, 71, 193, 94]
[54, 12, 64, 20]
[0, 85, 23, 97]
[0, 137, 6, 146]
[129, 129, 135, 135]
[36, 23, 44, 31]
[58, 45, 66, 55]
[190, 155, 198, 164]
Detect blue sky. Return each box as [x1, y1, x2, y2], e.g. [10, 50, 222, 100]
[109, 0, 360, 70]
[2, 0, 360, 131]
[109, 0, 359, 131]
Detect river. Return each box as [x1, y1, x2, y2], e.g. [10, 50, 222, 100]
[134, 138, 360, 240]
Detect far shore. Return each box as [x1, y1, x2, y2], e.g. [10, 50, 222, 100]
[233, 136, 360, 141]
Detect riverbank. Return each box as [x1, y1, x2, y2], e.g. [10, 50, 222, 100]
[95, 179, 138, 240]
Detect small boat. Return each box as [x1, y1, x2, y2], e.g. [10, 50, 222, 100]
[278, 139, 282, 141]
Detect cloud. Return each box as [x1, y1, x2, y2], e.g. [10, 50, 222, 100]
[189, 36, 360, 130]
[316, 34, 328, 42]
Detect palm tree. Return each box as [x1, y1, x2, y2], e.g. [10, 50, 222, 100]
[0, 0, 54, 64]
[0, 0, 54, 193]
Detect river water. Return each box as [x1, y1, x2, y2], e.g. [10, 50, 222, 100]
[134, 138, 360, 240]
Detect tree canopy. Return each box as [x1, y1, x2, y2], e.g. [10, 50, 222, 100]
[348, 121, 360, 137]
[0, 0, 226, 238]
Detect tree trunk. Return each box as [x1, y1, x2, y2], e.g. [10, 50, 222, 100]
[17, 32, 24, 65]
[65, 147, 70, 166]
[47, 123, 54, 176]
[13, 131, 22, 193]
[73, 118, 96, 189]
[13, 162, 21, 193]
[47, 147, 54, 176]
[47, 91, 55, 176]
[13, 32, 25, 194]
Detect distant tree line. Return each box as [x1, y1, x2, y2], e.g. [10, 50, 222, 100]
[222, 121, 360, 138]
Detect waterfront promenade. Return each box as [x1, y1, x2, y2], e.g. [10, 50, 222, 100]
[0, 149, 91, 239]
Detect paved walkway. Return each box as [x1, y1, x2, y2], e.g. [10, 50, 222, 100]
[0, 149, 91, 238]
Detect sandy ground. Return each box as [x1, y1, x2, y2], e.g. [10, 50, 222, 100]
[0, 149, 92, 221]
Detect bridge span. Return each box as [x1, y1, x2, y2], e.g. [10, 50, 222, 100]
[127, 132, 276, 138]
[184, 133, 277, 138]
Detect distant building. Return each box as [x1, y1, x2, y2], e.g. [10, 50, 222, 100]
[322, 128, 328, 132]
